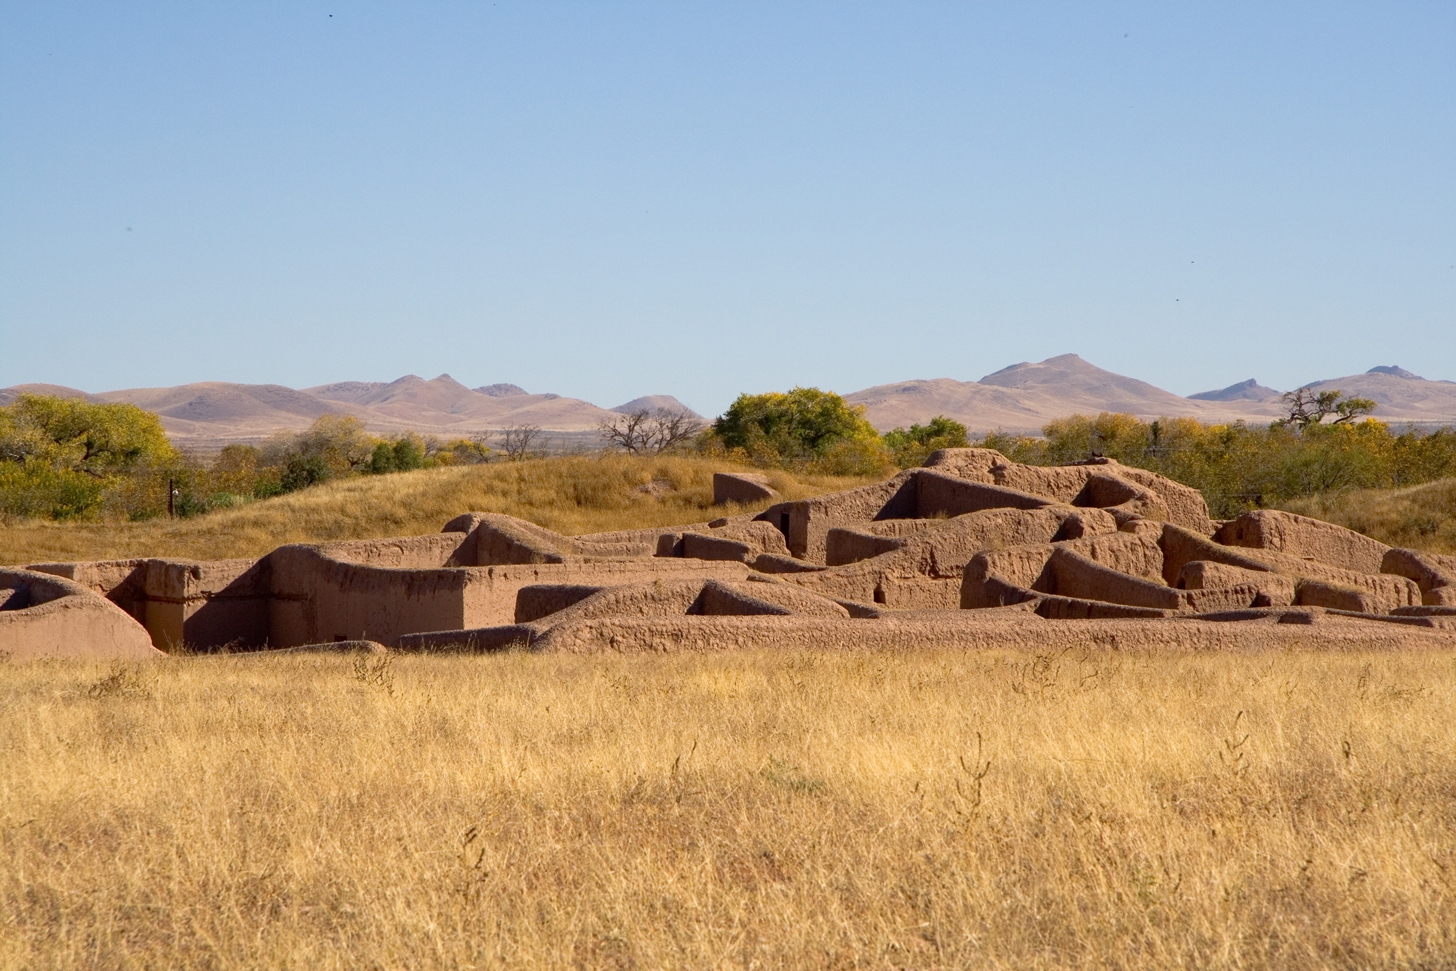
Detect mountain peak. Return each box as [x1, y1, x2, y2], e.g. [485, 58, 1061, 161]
[1367, 365, 1424, 380]
[1188, 378, 1283, 402]
[474, 383, 528, 397]
[612, 395, 702, 418]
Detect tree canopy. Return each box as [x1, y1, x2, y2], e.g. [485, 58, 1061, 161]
[883, 416, 970, 466]
[1277, 388, 1378, 431]
[712, 388, 882, 461]
[0, 394, 177, 474]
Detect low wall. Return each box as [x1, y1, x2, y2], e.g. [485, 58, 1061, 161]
[757, 471, 918, 562]
[526, 613, 1456, 654]
[0, 568, 160, 660]
[267, 548, 754, 647]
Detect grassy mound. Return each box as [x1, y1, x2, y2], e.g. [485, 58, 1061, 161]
[0, 455, 883, 565]
[1281, 477, 1456, 554]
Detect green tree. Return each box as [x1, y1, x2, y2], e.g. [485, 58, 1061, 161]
[369, 441, 397, 474]
[0, 394, 177, 475]
[0, 394, 180, 520]
[392, 435, 425, 471]
[884, 416, 970, 467]
[1276, 388, 1378, 431]
[261, 414, 376, 479]
[280, 454, 333, 493]
[0, 463, 105, 520]
[711, 388, 884, 464]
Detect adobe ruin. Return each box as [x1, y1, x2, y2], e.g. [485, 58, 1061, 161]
[5, 449, 1455, 660]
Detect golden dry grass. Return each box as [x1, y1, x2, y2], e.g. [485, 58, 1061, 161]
[4, 646, 1455, 970]
[1281, 478, 1456, 555]
[0, 455, 881, 566]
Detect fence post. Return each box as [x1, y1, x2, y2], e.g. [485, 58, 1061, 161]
[168, 478, 175, 518]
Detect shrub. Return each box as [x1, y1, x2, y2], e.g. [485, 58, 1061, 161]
[709, 388, 887, 469]
[884, 416, 970, 467]
[0, 462, 106, 520]
[279, 455, 333, 494]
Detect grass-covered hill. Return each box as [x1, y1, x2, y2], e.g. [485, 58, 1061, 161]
[1282, 477, 1456, 555]
[0, 455, 880, 566]
[5, 446, 1454, 567]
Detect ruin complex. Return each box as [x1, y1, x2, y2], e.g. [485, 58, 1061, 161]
[4, 450, 1455, 660]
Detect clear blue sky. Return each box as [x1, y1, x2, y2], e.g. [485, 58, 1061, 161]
[2, 2, 1453, 416]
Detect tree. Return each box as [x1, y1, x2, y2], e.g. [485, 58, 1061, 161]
[497, 424, 544, 461]
[598, 408, 705, 455]
[0, 394, 177, 475]
[883, 415, 969, 467]
[711, 388, 882, 463]
[279, 454, 333, 492]
[260, 414, 375, 477]
[433, 434, 492, 465]
[1276, 388, 1377, 431]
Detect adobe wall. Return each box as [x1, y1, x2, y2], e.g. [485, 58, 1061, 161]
[26, 558, 150, 624]
[8, 454, 1450, 657]
[1380, 549, 1456, 606]
[713, 472, 777, 505]
[29, 555, 270, 651]
[1215, 509, 1391, 575]
[266, 546, 754, 648]
[756, 471, 918, 563]
[1160, 524, 1420, 612]
[142, 557, 271, 651]
[523, 613, 1456, 655]
[914, 471, 1053, 518]
[794, 506, 1119, 609]
[989, 460, 1214, 534]
[0, 568, 160, 661]
[317, 532, 472, 568]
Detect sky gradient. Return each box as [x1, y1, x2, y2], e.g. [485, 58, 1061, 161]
[2, 2, 1453, 417]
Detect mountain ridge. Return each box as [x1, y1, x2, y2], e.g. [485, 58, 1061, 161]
[5, 356, 1455, 443]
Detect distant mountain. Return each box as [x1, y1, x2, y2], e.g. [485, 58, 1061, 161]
[306, 374, 489, 420]
[303, 374, 623, 433]
[612, 395, 703, 418]
[93, 382, 341, 438]
[1297, 371, 1456, 423]
[977, 354, 1199, 415]
[6, 358, 1454, 445]
[846, 354, 1456, 433]
[0, 383, 105, 406]
[1188, 379, 1284, 402]
[475, 383, 528, 397]
[1367, 365, 1424, 380]
[848, 354, 1226, 432]
[0, 375, 632, 443]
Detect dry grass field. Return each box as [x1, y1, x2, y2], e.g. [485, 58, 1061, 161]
[5, 646, 1455, 970]
[0, 455, 880, 566]
[1282, 478, 1456, 555]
